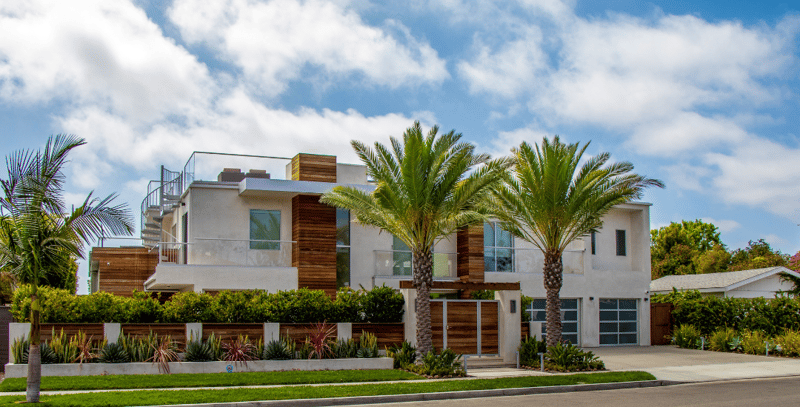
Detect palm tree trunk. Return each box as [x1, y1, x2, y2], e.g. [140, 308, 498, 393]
[412, 248, 433, 359]
[26, 292, 41, 403]
[543, 251, 563, 348]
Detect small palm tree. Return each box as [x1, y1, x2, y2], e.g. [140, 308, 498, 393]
[321, 122, 511, 356]
[491, 137, 663, 347]
[0, 135, 134, 403]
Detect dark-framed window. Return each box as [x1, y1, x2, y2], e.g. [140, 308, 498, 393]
[250, 210, 280, 250]
[336, 209, 351, 288]
[591, 231, 596, 255]
[615, 230, 626, 256]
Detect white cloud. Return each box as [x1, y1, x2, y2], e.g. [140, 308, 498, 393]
[761, 233, 786, 246]
[169, 0, 449, 97]
[701, 218, 741, 233]
[0, 0, 213, 122]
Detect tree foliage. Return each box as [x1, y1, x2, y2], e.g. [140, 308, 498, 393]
[650, 220, 726, 278]
[729, 239, 789, 271]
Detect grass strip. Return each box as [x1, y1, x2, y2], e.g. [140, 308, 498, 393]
[0, 371, 656, 407]
[0, 369, 419, 392]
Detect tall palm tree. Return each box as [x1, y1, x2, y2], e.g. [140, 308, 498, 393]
[0, 135, 133, 403]
[490, 137, 663, 347]
[320, 122, 511, 356]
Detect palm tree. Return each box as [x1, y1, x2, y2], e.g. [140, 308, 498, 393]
[0, 135, 134, 403]
[490, 137, 663, 347]
[320, 122, 511, 356]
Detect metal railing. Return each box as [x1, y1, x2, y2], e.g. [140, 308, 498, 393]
[374, 250, 457, 278]
[158, 239, 294, 268]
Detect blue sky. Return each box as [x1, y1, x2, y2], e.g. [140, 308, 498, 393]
[1, 0, 799, 293]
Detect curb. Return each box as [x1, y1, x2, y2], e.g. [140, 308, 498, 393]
[154, 380, 680, 407]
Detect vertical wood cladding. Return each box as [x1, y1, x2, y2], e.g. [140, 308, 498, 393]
[457, 225, 484, 283]
[292, 194, 337, 296]
[290, 154, 337, 182]
[91, 247, 157, 296]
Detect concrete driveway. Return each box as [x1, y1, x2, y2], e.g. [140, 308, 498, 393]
[588, 345, 800, 382]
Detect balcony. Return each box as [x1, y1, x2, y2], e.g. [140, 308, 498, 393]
[511, 248, 585, 274]
[374, 250, 457, 279]
[158, 239, 294, 267]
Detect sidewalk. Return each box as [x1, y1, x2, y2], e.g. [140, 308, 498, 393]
[589, 345, 800, 382]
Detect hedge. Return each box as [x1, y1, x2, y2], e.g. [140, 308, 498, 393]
[11, 285, 404, 324]
[652, 289, 800, 336]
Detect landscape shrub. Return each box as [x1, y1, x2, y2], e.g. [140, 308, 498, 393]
[387, 341, 416, 369]
[518, 336, 547, 367]
[12, 285, 404, 324]
[655, 290, 800, 336]
[544, 343, 604, 372]
[708, 327, 738, 352]
[775, 329, 800, 357]
[356, 332, 379, 358]
[739, 330, 775, 355]
[672, 325, 701, 349]
[407, 348, 465, 377]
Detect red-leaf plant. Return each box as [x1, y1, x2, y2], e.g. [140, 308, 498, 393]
[307, 322, 335, 360]
[222, 334, 257, 366]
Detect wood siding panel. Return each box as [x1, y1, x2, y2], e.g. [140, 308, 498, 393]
[91, 247, 158, 297]
[292, 195, 337, 296]
[480, 302, 499, 354]
[202, 324, 264, 342]
[120, 324, 187, 347]
[291, 154, 337, 183]
[447, 302, 478, 354]
[457, 225, 484, 283]
[41, 324, 104, 342]
[352, 323, 405, 348]
[279, 323, 338, 346]
[431, 302, 444, 350]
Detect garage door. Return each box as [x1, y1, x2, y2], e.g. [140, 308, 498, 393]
[599, 299, 638, 345]
[526, 298, 580, 345]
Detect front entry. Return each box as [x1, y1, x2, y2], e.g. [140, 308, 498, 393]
[430, 300, 498, 355]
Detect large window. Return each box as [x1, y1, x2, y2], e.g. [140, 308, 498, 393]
[336, 209, 350, 288]
[249, 210, 280, 250]
[526, 298, 580, 345]
[484, 222, 513, 272]
[599, 299, 638, 345]
[393, 236, 412, 276]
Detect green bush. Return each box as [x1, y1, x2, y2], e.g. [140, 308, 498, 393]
[544, 343, 604, 372]
[215, 290, 261, 323]
[331, 288, 364, 322]
[99, 342, 131, 363]
[387, 341, 416, 369]
[672, 325, 701, 349]
[123, 291, 165, 323]
[739, 330, 774, 355]
[408, 348, 465, 377]
[518, 336, 547, 367]
[708, 327, 738, 352]
[162, 292, 220, 323]
[775, 329, 800, 357]
[263, 338, 294, 360]
[361, 285, 404, 323]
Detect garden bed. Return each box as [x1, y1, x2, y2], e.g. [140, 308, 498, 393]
[4, 357, 393, 378]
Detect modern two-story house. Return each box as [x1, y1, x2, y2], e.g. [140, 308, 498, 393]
[90, 151, 653, 347]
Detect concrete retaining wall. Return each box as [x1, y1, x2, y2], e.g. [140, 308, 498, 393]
[4, 357, 393, 378]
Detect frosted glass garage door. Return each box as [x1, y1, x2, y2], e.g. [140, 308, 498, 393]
[527, 298, 580, 345]
[599, 299, 638, 345]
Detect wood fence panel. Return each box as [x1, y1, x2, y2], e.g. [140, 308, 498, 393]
[41, 324, 104, 342]
[279, 323, 338, 346]
[521, 321, 530, 339]
[352, 323, 404, 348]
[203, 324, 264, 343]
[650, 303, 674, 345]
[120, 324, 186, 346]
[480, 302, 499, 354]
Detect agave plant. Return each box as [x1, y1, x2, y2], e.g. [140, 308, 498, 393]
[72, 332, 98, 364]
[222, 335, 257, 365]
[185, 333, 220, 362]
[99, 342, 131, 364]
[331, 338, 358, 359]
[357, 331, 379, 358]
[263, 339, 293, 360]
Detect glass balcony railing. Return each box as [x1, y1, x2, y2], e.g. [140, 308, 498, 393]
[374, 250, 457, 278]
[512, 248, 584, 274]
[159, 239, 294, 267]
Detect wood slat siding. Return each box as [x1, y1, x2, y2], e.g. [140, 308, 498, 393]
[40, 324, 104, 343]
[91, 247, 157, 296]
[278, 323, 338, 346]
[203, 324, 264, 342]
[292, 194, 337, 296]
[447, 302, 478, 354]
[457, 225, 484, 283]
[351, 323, 404, 348]
[431, 302, 444, 350]
[291, 154, 337, 183]
[480, 302, 499, 354]
[120, 324, 186, 346]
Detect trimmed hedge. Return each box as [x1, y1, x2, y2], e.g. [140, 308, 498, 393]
[11, 285, 404, 324]
[652, 290, 800, 336]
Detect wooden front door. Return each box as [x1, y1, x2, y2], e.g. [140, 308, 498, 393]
[430, 300, 499, 355]
[650, 302, 674, 345]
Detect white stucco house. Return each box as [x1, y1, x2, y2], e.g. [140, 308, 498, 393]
[650, 266, 800, 298]
[91, 151, 654, 348]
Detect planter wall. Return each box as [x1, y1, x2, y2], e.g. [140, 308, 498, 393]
[4, 357, 393, 378]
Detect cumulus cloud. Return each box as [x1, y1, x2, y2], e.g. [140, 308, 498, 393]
[168, 0, 449, 97]
[701, 218, 741, 233]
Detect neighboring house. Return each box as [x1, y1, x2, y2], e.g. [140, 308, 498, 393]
[650, 266, 800, 298]
[89, 151, 654, 347]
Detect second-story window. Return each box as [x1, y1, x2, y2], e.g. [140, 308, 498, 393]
[591, 231, 596, 255]
[336, 209, 350, 288]
[393, 236, 412, 276]
[250, 210, 280, 250]
[484, 222, 513, 272]
[616, 230, 626, 256]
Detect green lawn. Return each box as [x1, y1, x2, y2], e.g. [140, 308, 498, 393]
[0, 369, 419, 392]
[0, 371, 656, 406]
